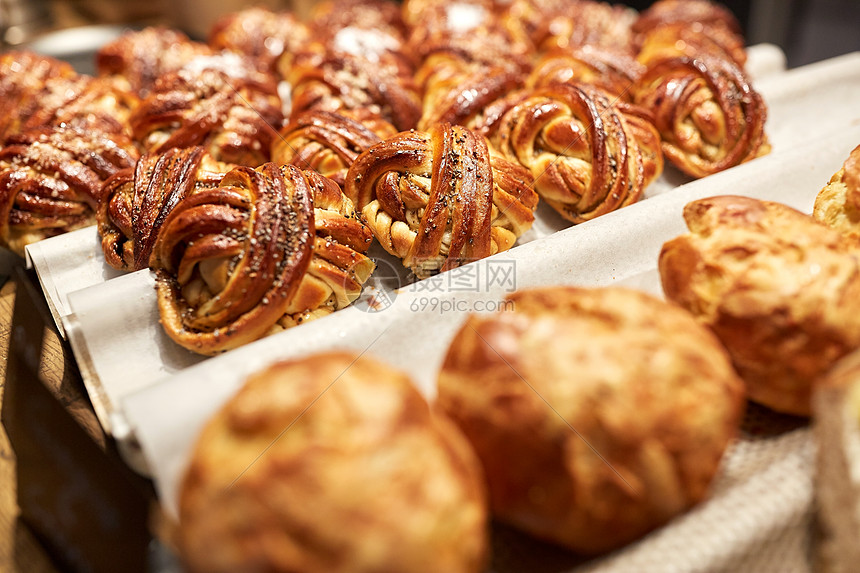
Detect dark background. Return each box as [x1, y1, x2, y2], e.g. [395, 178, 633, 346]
[627, 0, 860, 68]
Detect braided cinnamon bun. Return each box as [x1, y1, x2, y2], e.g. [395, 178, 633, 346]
[532, 0, 637, 55]
[288, 51, 421, 132]
[130, 67, 282, 167]
[632, 0, 745, 66]
[310, 0, 408, 41]
[0, 51, 76, 142]
[636, 22, 747, 69]
[98, 147, 233, 272]
[504, 0, 636, 55]
[272, 109, 397, 188]
[0, 126, 138, 255]
[19, 74, 139, 137]
[97, 27, 213, 98]
[474, 84, 662, 224]
[152, 163, 373, 355]
[527, 47, 644, 102]
[411, 4, 532, 131]
[633, 0, 741, 36]
[277, 168, 375, 328]
[633, 56, 769, 178]
[403, 0, 496, 28]
[208, 7, 310, 73]
[310, 0, 408, 56]
[406, 0, 531, 62]
[417, 60, 523, 132]
[344, 123, 538, 278]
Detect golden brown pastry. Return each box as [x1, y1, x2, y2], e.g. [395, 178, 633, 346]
[310, 0, 408, 58]
[633, 0, 742, 39]
[130, 67, 283, 167]
[660, 195, 860, 416]
[634, 55, 769, 178]
[98, 147, 233, 272]
[97, 27, 213, 98]
[275, 167, 375, 329]
[632, 0, 746, 67]
[503, 0, 636, 57]
[311, 0, 408, 42]
[636, 21, 747, 70]
[208, 7, 311, 72]
[502, 0, 565, 50]
[0, 126, 138, 255]
[344, 123, 538, 278]
[527, 46, 644, 102]
[532, 0, 638, 54]
[287, 51, 421, 132]
[151, 163, 373, 355]
[0, 51, 76, 142]
[17, 74, 139, 137]
[474, 84, 662, 223]
[403, 0, 497, 29]
[417, 59, 523, 131]
[813, 145, 860, 242]
[406, 0, 533, 126]
[437, 286, 744, 554]
[406, 0, 531, 63]
[410, 0, 531, 131]
[272, 109, 397, 188]
[179, 352, 488, 573]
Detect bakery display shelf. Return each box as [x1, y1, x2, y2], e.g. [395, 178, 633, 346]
[46, 50, 860, 448]
[112, 121, 860, 573]
[9, 30, 860, 568]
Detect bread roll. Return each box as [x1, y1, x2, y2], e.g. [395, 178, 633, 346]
[96, 27, 212, 98]
[130, 65, 282, 167]
[152, 163, 374, 355]
[437, 286, 744, 554]
[271, 109, 396, 189]
[0, 126, 138, 255]
[98, 146, 233, 271]
[633, 0, 746, 67]
[633, 55, 769, 178]
[344, 122, 537, 278]
[813, 144, 860, 243]
[179, 352, 488, 573]
[473, 83, 662, 223]
[208, 7, 310, 72]
[660, 195, 860, 416]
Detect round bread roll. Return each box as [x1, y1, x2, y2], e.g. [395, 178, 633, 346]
[436, 286, 744, 554]
[179, 352, 488, 573]
[813, 144, 860, 242]
[660, 195, 860, 416]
